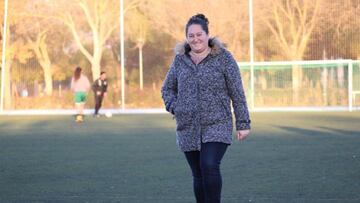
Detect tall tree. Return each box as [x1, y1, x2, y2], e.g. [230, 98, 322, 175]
[57, 0, 120, 81]
[141, 0, 248, 60]
[261, 0, 322, 60]
[22, 1, 66, 96]
[314, 0, 360, 59]
[26, 30, 53, 95]
[0, 1, 34, 108]
[126, 8, 150, 90]
[260, 0, 322, 101]
[4, 0, 67, 97]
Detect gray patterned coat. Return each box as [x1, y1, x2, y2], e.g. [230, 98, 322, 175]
[161, 38, 251, 152]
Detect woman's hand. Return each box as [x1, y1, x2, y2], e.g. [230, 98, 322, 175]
[237, 129, 250, 141]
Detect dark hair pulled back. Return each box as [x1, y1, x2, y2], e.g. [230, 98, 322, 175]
[185, 13, 209, 36]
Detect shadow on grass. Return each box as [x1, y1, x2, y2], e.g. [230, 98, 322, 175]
[317, 126, 360, 136]
[273, 125, 360, 137]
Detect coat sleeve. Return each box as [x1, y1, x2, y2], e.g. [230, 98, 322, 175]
[223, 51, 251, 130]
[161, 57, 178, 115]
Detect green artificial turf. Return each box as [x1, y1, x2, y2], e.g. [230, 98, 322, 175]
[0, 112, 359, 203]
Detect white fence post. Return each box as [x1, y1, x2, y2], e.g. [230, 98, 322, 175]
[1, 0, 9, 113]
[348, 60, 353, 112]
[249, 0, 255, 110]
[120, 0, 125, 110]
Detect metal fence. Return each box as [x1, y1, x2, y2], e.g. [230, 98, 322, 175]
[239, 60, 360, 111]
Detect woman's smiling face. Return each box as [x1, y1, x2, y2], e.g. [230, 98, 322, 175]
[186, 24, 209, 53]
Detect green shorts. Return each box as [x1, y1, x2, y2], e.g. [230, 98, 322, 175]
[74, 92, 87, 103]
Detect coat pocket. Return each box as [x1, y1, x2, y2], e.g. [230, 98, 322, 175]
[174, 106, 193, 131]
[215, 93, 232, 118]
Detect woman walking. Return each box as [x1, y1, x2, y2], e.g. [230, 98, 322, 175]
[161, 14, 251, 203]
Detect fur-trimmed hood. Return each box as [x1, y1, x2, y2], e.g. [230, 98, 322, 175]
[174, 37, 225, 56]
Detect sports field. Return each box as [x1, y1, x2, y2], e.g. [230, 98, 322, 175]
[0, 112, 359, 203]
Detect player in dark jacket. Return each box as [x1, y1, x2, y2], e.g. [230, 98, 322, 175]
[92, 71, 108, 117]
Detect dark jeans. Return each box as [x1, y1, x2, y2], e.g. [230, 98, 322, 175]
[184, 142, 228, 203]
[94, 94, 104, 115]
